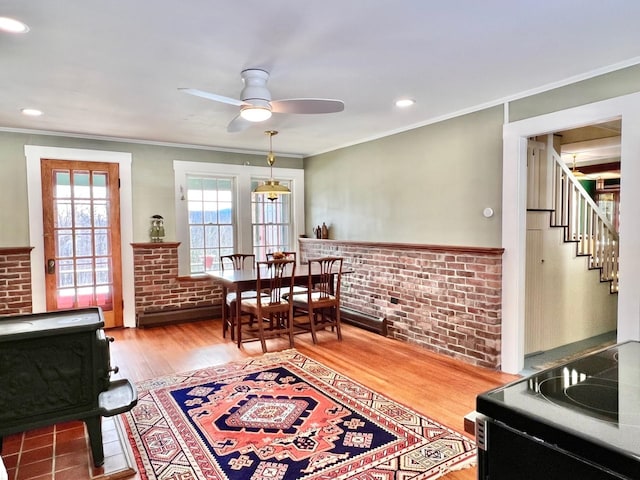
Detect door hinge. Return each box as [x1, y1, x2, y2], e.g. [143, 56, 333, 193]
[118, 177, 121, 189]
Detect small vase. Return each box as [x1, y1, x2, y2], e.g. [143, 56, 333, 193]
[321, 222, 328, 239]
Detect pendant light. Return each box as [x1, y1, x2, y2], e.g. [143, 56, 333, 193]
[253, 130, 291, 201]
[571, 154, 584, 177]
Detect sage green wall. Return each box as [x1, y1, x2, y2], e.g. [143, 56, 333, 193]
[509, 63, 640, 121]
[303, 106, 504, 247]
[0, 131, 303, 246]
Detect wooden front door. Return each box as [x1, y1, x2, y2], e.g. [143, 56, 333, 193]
[41, 159, 123, 328]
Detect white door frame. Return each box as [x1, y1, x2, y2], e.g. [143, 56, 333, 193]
[25, 145, 136, 327]
[501, 92, 640, 373]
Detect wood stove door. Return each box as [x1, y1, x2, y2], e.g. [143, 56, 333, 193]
[41, 159, 123, 328]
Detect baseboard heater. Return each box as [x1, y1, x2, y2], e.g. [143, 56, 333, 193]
[136, 305, 221, 328]
[340, 307, 387, 336]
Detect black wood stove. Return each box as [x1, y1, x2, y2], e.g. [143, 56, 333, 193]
[477, 341, 640, 479]
[0, 307, 137, 467]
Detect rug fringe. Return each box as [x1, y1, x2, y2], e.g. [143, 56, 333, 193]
[449, 454, 477, 472]
[428, 454, 476, 480]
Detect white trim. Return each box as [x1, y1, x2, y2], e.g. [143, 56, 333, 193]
[173, 161, 305, 274]
[24, 146, 135, 327]
[501, 92, 640, 373]
[4, 126, 302, 158]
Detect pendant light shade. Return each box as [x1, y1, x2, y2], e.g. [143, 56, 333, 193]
[254, 130, 291, 201]
[571, 154, 585, 177]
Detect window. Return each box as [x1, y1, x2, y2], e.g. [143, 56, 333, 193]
[186, 176, 234, 272]
[174, 161, 304, 275]
[251, 178, 291, 261]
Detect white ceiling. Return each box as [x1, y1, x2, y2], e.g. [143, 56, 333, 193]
[3, 1, 640, 158]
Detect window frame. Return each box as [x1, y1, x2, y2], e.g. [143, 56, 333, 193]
[174, 160, 304, 275]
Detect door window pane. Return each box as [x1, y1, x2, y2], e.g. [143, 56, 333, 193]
[75, 229, 94, 256]
[92, 172, 107, 199]
[73, 172, 91, 198]
[55, 201, 73, 228]
[56, 230, 74, 257]
[95, 229, 109, 256]
[94, 201, 109, 227]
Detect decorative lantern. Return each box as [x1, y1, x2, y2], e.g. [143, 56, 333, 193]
[150, 214, 165, 243]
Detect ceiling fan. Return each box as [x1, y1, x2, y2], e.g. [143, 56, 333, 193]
[179, 69, 344, 133]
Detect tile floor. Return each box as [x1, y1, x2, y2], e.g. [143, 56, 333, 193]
[521, 330, 617, 376]
[1, 417, 136, 480]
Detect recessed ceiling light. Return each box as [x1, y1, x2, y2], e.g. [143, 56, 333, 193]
[395, 98, 415, 108]
[21, 108, 43, 117]
[0, 17, 30, 34]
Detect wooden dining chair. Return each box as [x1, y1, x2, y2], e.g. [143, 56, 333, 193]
[238, 259, 296, 352]
[221, 254, 255, 271]
[266, 251, 309, 298]
[220, 253, 256, 340]
[291, 256, 343, 343]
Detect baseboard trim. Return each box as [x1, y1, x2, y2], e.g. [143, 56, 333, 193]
[136, 305, 220, 328]
[340, 307, 387, 336]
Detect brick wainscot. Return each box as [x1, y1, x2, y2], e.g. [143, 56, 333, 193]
[132, 242, 221, 326]
[0, 247, 34, 316]
[299, 238, 504, 369]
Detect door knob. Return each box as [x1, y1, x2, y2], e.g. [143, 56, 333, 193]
[47, 258, 55, 274]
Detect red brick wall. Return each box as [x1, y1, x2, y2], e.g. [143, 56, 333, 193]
[0, 247, 34, 316]
[131, 243, 221, 317]
[299, 238, 504, 369]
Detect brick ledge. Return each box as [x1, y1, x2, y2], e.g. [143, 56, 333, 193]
[299, 238, 504, 255]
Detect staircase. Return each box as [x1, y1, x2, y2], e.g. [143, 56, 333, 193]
[528, 137, 619, 293]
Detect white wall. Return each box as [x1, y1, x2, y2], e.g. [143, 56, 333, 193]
[525, 211, 617, 353]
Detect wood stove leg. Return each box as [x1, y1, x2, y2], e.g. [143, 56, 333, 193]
[84, 416, 105, 467]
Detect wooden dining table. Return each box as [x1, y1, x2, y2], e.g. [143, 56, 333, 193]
[208, 263, 344, 347]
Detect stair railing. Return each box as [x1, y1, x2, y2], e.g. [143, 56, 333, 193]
[550, 149, 619, 292]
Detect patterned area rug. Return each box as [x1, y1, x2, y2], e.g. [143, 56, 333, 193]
[122, 350, 475, 479]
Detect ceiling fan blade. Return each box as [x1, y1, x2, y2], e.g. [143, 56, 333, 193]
[179, 88, 245, 107]
[270, 98, 344, 114]
[227, 114, 252, 133]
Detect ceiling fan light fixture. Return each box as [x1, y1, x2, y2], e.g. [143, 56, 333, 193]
[240, 99, 272, 122]
[241, 106, 272, 122]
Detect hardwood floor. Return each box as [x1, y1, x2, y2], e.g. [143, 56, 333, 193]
[109, 318, 518, 480]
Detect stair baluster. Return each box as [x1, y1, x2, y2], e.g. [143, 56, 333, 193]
[549, 149, 619, 293]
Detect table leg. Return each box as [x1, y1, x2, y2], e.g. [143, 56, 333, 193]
[221, 285, 229, 339]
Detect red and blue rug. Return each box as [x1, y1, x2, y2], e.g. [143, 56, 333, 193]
[122, 350, 475, 479]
